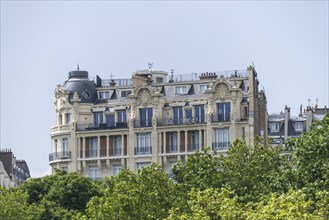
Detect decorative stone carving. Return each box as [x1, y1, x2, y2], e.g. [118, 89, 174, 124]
[137, 88, 151, 106]
[215, 83, 230, 101]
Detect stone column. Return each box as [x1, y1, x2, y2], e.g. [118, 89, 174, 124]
[121, 134, 124, 156]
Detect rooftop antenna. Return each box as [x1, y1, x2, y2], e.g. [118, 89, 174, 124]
[148, 62, 153, 72]
[77, 64, 80, 71]
[308, 99, 311, 107]
[110, 72, 114, 80]
[169, 69, 174, 83]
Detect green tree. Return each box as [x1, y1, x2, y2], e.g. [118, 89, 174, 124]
[80, 163, 176, 220]
[286, 113, 329, 193]
[166, 188, 245, 220]
[18, 169, 98, 218]
[0, 186, 32, 220]
[246, 189, 319, 220]
[222, 139, 291, 202]
[172, 148, 224, 190]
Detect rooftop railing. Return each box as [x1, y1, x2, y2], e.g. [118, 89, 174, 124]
[96, 69, 248, 87]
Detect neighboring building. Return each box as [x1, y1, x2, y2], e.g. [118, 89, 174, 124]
[0, 148, 30, 188]
[268, 104, 329, 146]
[50, 65, 267, 179]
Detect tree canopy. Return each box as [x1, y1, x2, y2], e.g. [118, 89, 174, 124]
[1, 114, 328, 219]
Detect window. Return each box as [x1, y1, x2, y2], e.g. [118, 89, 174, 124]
[117, 110, 127, 123]
[140, 108, 153, 127]
[270, 123, 280, 132]
[65, 113, 71, 124]
[93, 112, 103, 128]
[136, 162, 151, 170]
[191, 131, 199, 151]
[89, 166, 99, 180]
[194, 105, 205, 123]
[169, 132, 178, 152]
[241, 127, 245, 140]
[54, 139, 58, 153]
[58, 114, 62, 125]
[62, 138, 68, 154]
[175, 86, 187, 94]
[61, 166, 68, 172]
[199, 84, 209, 93]
[173, 107, 183, 124]
[121, 90, 132, 97]
[156, 77, 163, 83]
[114, 136, 122, 155]
[135, 133, 151, 154]
[106, 114, 115, 127]
[213, 128, 230, 150]
[295, 122, 303, 131]
[217, 102, 231, 122]
[112, 164, 122, 176]
[99, 91, 110, 99]
[90, 137, 98, 157]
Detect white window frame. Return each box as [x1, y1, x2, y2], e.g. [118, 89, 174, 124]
[175, 86, 188, 94]
[121, 90, 132, 97]
[65, 113, 71, 125]
[295, 121, 303, 131]
[213, 128, 230, 150]
[89, 166, 99, 180]
[270, 123, 280, 132]
[99, 91, 110, 99]
[199, 84, 209, 93]
[114, 136, 122, 155]
[136, 162, 151, 170]
[136, 133, 151, 154]
[90, 137, 98, 157]
[112, 164, 122, 176]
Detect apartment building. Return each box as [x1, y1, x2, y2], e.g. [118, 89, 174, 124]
[50, 65, 267, 179]
[268, 104, 329, 146]
[0, 148, 30, 188]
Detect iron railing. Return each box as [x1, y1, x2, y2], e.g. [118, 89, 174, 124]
[76, 122, 128, 131]
[212, 142, 230, 151]
[49, 151, 71, 161]
[157, 117, 206, 126]
[133, 120, 152, 128]
[135, 146, 152, 155]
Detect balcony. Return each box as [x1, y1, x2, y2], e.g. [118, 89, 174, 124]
[85, 150, 98, 158]
[212, 142, 230, 151]
[211, 115, 230, 123]
[49, 151, 71, 162]
[135, 146, 152, 155]
[167, 145, 178, 153]
[76, 122, 128, 131]
[157, 117, 206, 127]
[133, 120, 152, 128]
[51, 125, 70, 133]
[187, 144, 200, 152]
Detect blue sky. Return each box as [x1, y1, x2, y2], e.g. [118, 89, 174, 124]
[1, 1, 328, 177]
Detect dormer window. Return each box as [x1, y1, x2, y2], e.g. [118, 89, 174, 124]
[295, 121, 303, 131]
[121, 90, 132, 97]
[156, 77, 164, 83]
[199, 84, 209, 93]
[270, 123, 280, 132]
[99, 91, 109, 99]
[175, 86, 187, 94]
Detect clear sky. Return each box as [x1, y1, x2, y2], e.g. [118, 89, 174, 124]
[1, 1, 328, 177]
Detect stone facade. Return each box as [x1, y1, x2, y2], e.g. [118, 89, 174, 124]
[50, 66, 267, 179]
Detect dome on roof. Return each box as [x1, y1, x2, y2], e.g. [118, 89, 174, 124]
[62, 70, 97, 103]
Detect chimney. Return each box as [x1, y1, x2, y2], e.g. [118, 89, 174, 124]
[284, 105, 290, 141]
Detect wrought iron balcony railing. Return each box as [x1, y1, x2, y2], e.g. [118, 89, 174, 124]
[49, 151, 71, 161]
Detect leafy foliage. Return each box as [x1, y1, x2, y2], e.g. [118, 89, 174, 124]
[2, 114, 328, 220]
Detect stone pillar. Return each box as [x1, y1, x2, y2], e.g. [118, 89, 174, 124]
[177, 130, 181, 153]
[199, 129, 202, 150]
